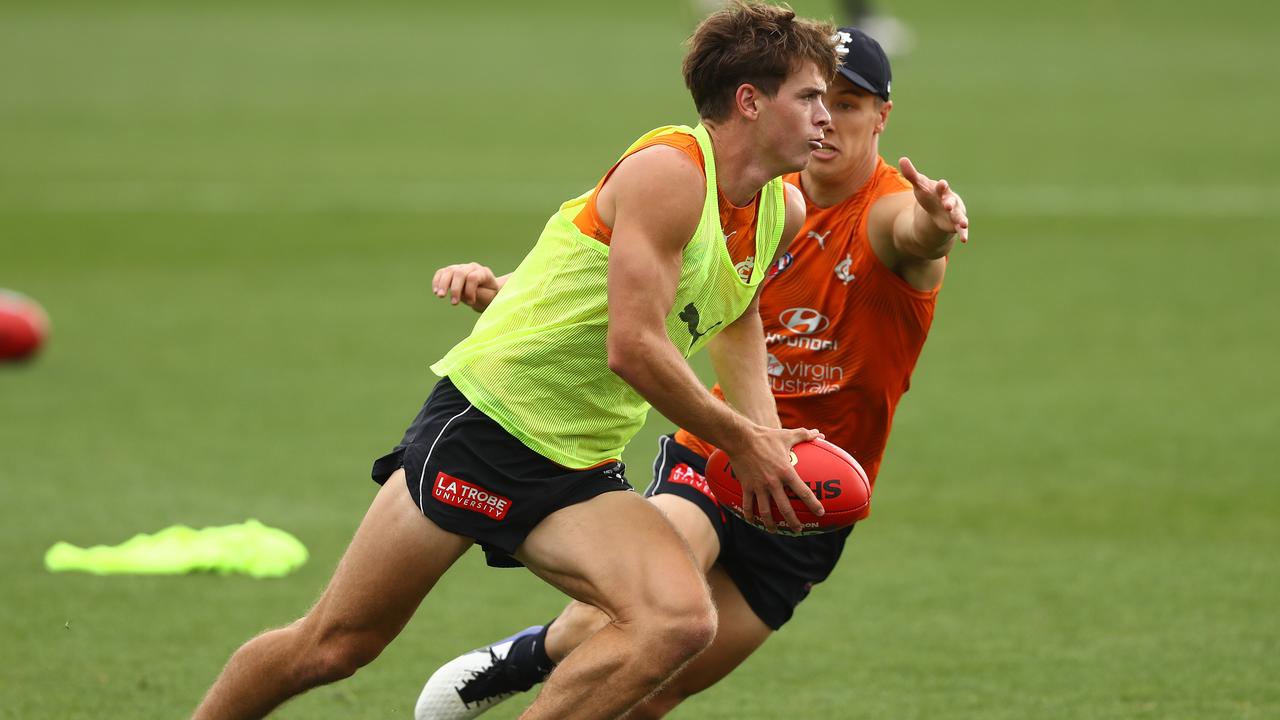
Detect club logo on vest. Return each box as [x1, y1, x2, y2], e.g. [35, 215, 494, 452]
[779, 307, 830, 335]
[835, 255, 855, 285]
[679, 303, 723, 350]
[432, 472, 512, 521]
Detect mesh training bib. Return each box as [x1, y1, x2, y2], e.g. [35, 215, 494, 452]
[431, 124, 786, 468]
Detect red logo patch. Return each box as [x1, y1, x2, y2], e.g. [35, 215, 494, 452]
[669, 463, 718, 505]
[432, 472, 512, 521]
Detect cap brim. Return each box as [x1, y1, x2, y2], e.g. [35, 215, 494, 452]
[837, 67, 887, 100]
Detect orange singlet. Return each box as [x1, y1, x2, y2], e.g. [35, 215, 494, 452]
[572, 131, 762, 281]
[676, 157, 939, 493]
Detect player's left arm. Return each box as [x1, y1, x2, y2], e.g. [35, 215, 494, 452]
[869, 157, 969, 266]
[707, 182, 806, 429]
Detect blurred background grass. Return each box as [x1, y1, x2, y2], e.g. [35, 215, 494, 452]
[2, 0, 1278, 717]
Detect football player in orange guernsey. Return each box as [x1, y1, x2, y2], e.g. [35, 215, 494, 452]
[416, 27, 968, 720]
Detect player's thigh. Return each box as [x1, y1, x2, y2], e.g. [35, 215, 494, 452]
[652, 565, 772, 699]
[647, 493, 720, 573]
[514, 491, 708, 621]
[306, 470, 473, 642]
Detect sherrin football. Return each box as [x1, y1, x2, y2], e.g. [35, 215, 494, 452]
[705, 438, 871, 536]
[0, 290, 49, 362]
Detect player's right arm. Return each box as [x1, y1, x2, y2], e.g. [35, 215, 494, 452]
[603, 146, 821, 534]
[432, 263, 511, 312]
[866, 157, 969, 290]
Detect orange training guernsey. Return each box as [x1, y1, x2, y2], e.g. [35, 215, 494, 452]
[572, 131, 762, 281]
[676, 157, 938, 491]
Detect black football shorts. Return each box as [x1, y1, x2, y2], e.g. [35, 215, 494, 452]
[372, 377, 631, 567]
[645, 434, 854, 629]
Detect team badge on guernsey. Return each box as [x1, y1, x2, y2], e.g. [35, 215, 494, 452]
[835, 255, 855, 285]
[765, 252, 794, 282]
[432, 472, 512, 521]
[668, 463, 717, 503]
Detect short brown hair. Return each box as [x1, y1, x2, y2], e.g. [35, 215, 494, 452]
[683, 2, 838, 122]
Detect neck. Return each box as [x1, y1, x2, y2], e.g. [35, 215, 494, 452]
[702, 121, 777, 207]
[801, 147, 879, 208]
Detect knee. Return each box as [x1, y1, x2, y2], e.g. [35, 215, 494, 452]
[314, 637, 382, 682]
[669, 602, 717, 660]
[296, 624, 390, 685]
[645, 590, 717, 663]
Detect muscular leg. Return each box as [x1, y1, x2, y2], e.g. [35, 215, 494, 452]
[624, 566, 773, 718]
[193, 471, 473, 720]
[543, 494, 720, 663]
[512, 492, 717, 720]
[536, 496, 773, 718]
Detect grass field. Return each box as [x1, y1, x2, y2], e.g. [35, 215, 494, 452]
[3, 0, 1279, 718]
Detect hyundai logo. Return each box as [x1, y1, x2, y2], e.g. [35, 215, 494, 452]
[779, 307, 829, 335]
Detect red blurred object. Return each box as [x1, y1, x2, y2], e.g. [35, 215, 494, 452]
[0, 290, 49, 361]
[706, 438, 870, 536]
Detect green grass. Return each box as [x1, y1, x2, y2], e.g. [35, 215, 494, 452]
[2, 0, 1278, 717]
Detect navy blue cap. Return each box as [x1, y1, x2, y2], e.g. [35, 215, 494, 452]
[834, 27, 891, 100]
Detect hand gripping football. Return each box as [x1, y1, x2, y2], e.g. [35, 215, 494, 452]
[705, 439, 871, 535]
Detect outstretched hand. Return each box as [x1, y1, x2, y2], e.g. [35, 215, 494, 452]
[432, 262, 501, 312]
[899, 157, 969, 244]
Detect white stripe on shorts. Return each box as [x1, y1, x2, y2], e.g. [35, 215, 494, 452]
[648, 434, 671, 497]
[417, 403, 473, 515]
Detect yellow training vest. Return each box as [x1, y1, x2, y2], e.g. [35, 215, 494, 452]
[431, 124, 786, 468]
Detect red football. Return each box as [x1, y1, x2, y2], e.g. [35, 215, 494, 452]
[705, 438, 871, 536]
[0, 290, 50, 362]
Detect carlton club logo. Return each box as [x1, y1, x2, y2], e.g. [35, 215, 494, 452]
[779, 307, 830, 335]
[834, 255, 855, 285]
[432, 472, 512, 521]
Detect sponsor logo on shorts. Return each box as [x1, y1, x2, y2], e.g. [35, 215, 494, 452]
[432, 472, 512, 521]
[668, 463, 717, 504]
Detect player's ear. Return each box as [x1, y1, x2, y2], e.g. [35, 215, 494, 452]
[875, 99, 892, 135]
[735, 83, 761, 120]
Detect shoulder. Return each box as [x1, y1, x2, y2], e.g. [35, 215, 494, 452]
[606, 144, 707, 245]
[867, 157, 914, 229]
[782, 181, 807, 233]
[611, 143, 706, 199]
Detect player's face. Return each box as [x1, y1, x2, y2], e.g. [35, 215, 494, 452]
[808, 77, 891, 179]
[756, 61, 831, 173]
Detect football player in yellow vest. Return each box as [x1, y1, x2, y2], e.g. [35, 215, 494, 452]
[417, 27, 970, 720]
[193, 4, 840, 719]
